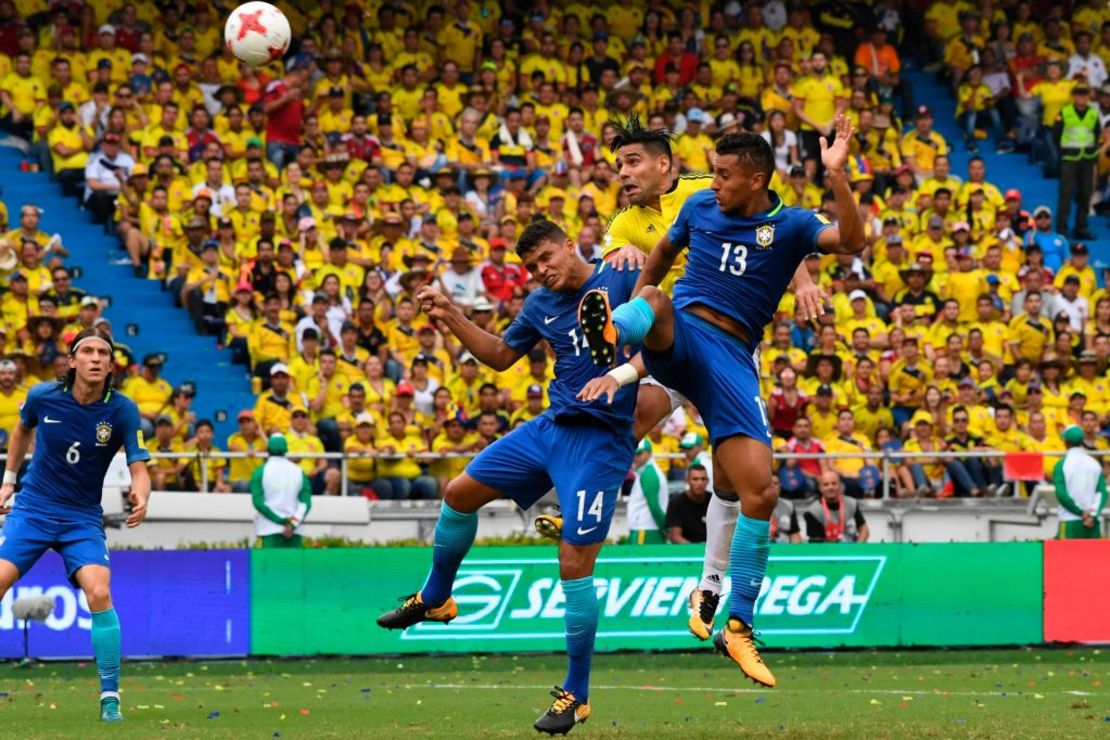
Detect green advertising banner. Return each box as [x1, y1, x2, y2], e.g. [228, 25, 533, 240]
[250, 543, 1043, 655]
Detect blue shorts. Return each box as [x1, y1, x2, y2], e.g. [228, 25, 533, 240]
[644, 309, 772, 448]
[465, 414, 635, 544]
[0, 507, 110, 586]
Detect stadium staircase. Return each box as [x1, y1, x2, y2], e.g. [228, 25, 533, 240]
[905, 70, 1110, 263]
[0, 146, 252, 440]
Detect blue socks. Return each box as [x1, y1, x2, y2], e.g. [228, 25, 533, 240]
[729, 514, 771, 626]
[90, 607, 121, 697]
[421, 502, 478, 607]
[611, 296, 656, 345]
[561, 577, 598, 703]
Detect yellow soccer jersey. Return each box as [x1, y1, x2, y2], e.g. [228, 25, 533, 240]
[600, 173, 712, 292]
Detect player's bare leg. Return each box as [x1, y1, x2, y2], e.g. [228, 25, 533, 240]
[687, 451, 740, 641]
[377, 474, 501, 629]
[74, 564, 126, 721]
[533, 539, 603, 735]
[710, 436, 777, 687]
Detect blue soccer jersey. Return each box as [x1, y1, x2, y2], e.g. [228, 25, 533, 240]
[668, 189, 832, 342]
[502, 261, 640, 437]
[16, 382, 150, 521]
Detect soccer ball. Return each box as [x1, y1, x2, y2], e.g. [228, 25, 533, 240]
[224, 1, 291, 67]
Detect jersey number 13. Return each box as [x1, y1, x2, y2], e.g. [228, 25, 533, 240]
[718, 242, 748, 276]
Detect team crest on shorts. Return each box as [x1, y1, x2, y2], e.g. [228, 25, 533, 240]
[755, 224, 775, 248]
[95, 421, 112, 446]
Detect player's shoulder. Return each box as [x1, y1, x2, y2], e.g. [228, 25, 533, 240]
[675, 172, 713, 196]
[682, 188, 717, 211]
[25, 380, 60, 404]
[107, 386, 141, 413]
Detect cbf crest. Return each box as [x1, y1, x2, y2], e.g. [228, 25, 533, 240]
[755, 224, 775, 249]
[95, 421, 112, 446]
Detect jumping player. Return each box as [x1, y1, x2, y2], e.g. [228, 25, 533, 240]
[578, 115, 864, 687]
[376, 220, 640, 735]
[0, 327, 152, 722]
[536, 119, 826, 642]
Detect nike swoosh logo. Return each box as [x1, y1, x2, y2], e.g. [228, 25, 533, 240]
[576, 526, 599, 536]
[43, 416, 62, 424]
[749, 579, 762, 587]
[544, 316, 559, 324]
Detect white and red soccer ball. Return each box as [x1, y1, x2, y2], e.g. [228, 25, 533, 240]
[225, 2, 291, 67]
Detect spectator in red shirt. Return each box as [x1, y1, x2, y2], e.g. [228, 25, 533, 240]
[0, 1, 27, 57]
[781, 416, 828, 498]
[480, 239, 527, 303]
[653, 31, 698, 86]
[263, 59, 309, 169]
[114, 4, 143, 53]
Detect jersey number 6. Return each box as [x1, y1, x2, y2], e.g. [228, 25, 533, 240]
[718, 242, 748, 276]
[66, 441, 81, 465]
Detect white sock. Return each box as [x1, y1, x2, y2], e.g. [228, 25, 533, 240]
[699, 493, 740, 595]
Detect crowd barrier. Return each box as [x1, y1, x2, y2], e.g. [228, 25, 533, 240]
[1, 541, 1104, 659]
[133, 446, 1081, 498]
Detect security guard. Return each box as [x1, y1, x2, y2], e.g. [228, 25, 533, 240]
[1054, 84, 1101, 241]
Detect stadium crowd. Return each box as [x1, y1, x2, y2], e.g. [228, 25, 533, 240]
[0, 0, 1109, 506]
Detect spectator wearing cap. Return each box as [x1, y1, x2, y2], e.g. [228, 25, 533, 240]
[146, 413, 186, 490]
[436, 246, 485, 310]
[121, 353, 173, 437]
[304, 348, 348, 452]
[183, 419, 230, 493]
[945, 240, 988, 323]
[227, 410, 266, 493]
[164, 385, 197, 444]
[675, 108, 714, 173]
[286, 407, 331, 494]
[182, 239, 234, 335]
[509, 382, 547, 426]
[1057, 272, 1091, 332]
[83, 131, 135, 223]
[1053, 82, 1101, 240]
[343, 412, 379, 496]
[87, 24, 131, 84]
[251, 433, 313, 547]
[481, 238, 527, 302]
[897, 411, 946, 497]
[254, 362, 309, 436]
[900, 105, 949, 181]
[373, 409, 439, 500]
[1023, 205, 1069, 272]
[1056, 242, 1097, 300]
[48, 99, 95, 198]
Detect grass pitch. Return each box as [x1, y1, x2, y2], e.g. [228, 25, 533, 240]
[1, 648, 1107, 738]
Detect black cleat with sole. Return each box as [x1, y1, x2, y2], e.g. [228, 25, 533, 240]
[577, 289, 618, 368]
[376, 592, 458, 630]
[534, 687, 590, 735]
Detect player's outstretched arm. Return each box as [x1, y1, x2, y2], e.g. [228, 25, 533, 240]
[125, 461, 151, 528]
[417, 286, 524, 371]
[816, 115, 866, 255]
[633, 234, 684, 295]
[0, 421, 31, 514]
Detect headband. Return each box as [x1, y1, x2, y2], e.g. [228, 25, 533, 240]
[71, 335, 114, 355]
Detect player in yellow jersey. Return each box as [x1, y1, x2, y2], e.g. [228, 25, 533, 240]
[535, 118, 826, 645]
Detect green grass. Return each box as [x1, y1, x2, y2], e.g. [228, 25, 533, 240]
[1, 649, 1108, 738]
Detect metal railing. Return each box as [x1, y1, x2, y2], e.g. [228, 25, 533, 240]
[112, 446, 1089, 499]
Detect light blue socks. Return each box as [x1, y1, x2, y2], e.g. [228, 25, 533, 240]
[611, 296, 656, 345]
[561, 577, 599, 702]
[421, 502, 478, 607]
[90, 607, 121, 697]
[728, 514, 771, 626]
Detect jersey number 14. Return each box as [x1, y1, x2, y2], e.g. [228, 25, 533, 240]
[718, 242, 748, 276]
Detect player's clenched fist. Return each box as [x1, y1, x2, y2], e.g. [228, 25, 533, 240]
[416, 286, 454, 320]
[0, 482, 13, 514]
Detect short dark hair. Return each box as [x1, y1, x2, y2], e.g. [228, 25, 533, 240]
[516, 218, 566, 259]
[195, 419, 214, 432]
[608, 114, 673, 160]
[688, 463, 708, 475]
[715, 132, 775, 183]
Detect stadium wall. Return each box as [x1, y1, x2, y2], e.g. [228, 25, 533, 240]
[2, 543, 1102, 659]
